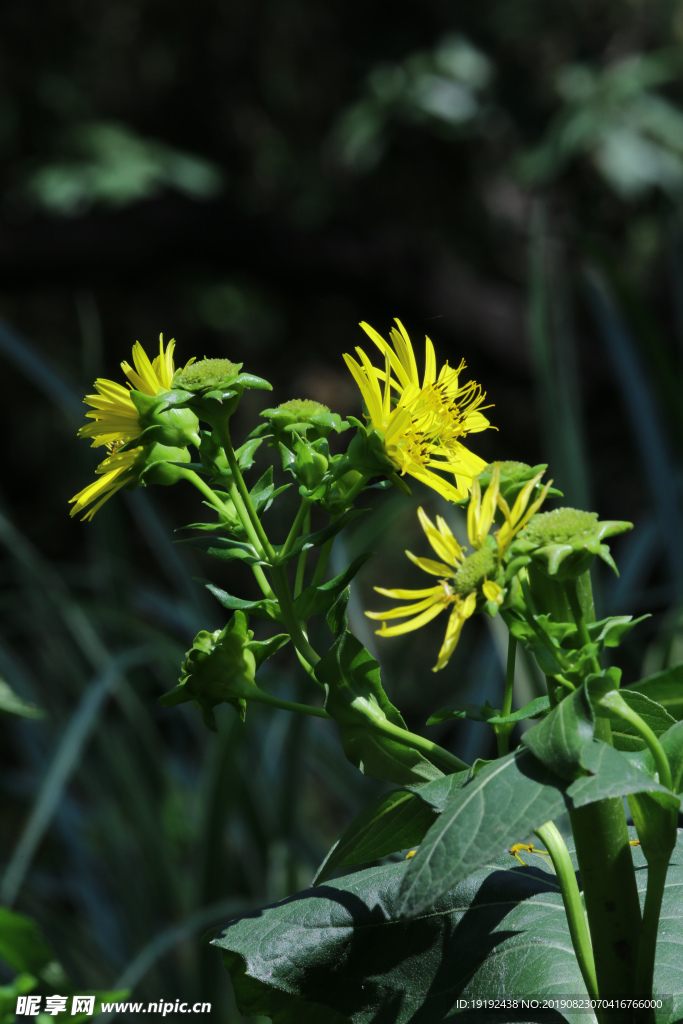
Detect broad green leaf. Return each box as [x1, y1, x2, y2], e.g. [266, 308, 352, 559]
[627, 664, 683, 720]
[0, 678, 44, 718]
[235, 435, 264, 469]
[315, 631, 444, 785]
[215, 831, 683, 1024]
[293, 553, 372, 621]
[397, 748, 568, 918]
[566, 741, 680, 808]
[314, 772, 469, 885]
[215, 851, 587, 1024]
[204, 582, 281, 622]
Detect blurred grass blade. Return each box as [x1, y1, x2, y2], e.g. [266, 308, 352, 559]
[1, 646, 155, 906]
[0, 317, 82, 419]
[584, 266, 683, 596]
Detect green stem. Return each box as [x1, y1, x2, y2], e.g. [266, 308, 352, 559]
[248, 686, 330, 719]
[496, 634, 516, 757]
[609, 704, 673, 791]
[372, 718, 469, 774]
[312, 531, 336, 587]
[294, 506, 311, 598]
[215, 420, 276, 560]
[181, 469, 275, 599]
[635, 858, 668, 1014]
[568, 719, 643, 1004]
[518, 576, 573, 672]
[534, 821, 600, 1005]
[564, 579, 601, 675]
[282, 498, 312, 558]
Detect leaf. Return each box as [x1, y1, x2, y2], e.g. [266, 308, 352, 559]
[235, 435, 264, 469]
[216, 831, 683, 1023]
[214, 851, 587, 1024]
[427, 696, 550, 727]
[566, 740, 680, 809]
[179, 535, 265, 565]
[314, 772, 469, 885]
[315, 630, 444, 785]
[522, 684, 595, 780]
[204, 582, 281, 622]
[0, 678, 45, 718]
[275, 510, 365, 565]
[326, 588, 349, 638]
[0, 908, 56, 974]
[248, 465, 289, 516]
[397, 748, 568, 918]
[294, 553, 372, 621]
[599, 689, 676, 752]
[627, 664, 683, 720]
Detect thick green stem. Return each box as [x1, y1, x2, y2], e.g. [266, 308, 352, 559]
[564, 578, 601, 674]
[495, 634, 516, 757]
[569, 719, 643, 1004]
[293, 506, 311, 598]
[635, 858, 668, 1016]
[215, 420, 276, 560]
[534, 821, 599, 1005]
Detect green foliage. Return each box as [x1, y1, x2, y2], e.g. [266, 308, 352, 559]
[316, 630, 444, 785]
[214, 832, 683, 1023]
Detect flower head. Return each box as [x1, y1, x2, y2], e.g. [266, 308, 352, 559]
[366, 463, 551, 670]
[69, 443, 144, 521]
[78, 335, 182, 447]
[344, 319, 493, 502]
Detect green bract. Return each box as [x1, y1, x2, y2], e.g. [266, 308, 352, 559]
[129, 390, 201, 448]
[138, 443, 192, 486]
[164, 358, 272, 427]
[511, 507, 632, 579]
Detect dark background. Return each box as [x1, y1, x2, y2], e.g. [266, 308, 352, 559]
[3, 1, 683, 1020]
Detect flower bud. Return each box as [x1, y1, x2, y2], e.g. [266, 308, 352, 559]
[512, 507, 632, 580]
[159, 612, 257, 729]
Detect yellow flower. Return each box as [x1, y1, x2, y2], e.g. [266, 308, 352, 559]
[77, 336, 180, 447]
[366, 465, 551, 671]
[344, 319, 493, 502]
[69, 443, 142, 521]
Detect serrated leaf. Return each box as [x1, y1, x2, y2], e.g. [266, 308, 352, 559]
[249, 465, 289, 516]
[246, 633, 289, 670]
[293, 553, 372, 621]
[627, 664, 683, 720]
[204, 582, 281, 622]
[315, 631, 445, 785]
[235, 435, 264, 470]
[215, 832, 683, 1024]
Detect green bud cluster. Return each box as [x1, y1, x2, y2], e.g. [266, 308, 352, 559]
[452, 545, 498, 596]
[176, 358, 242, 393]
